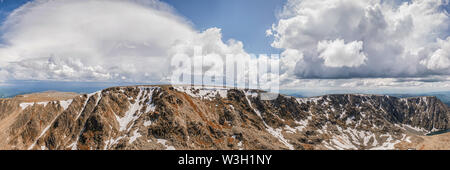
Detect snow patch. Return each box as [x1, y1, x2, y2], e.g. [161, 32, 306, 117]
[143, 120, 152, 127]
[296, 96, 322, 104]
[402, 124, 429, 134]
[28, 113, 61, 150]
[68, 141, 77, 150]
[19, 103, 34, 110]
[293, 119, 308, 132]
[237, 141, 243, 150]
[245, 95, 294, 150]
[105, 135, 125, 150]
[244, 90, 258, 98]
[405, 136, 412, 143]
[174, 86, 228, 100]
[370, 134, 401, 150]
[345, 117, 354, 125]
[284, 125, 297, 134]
[75, 91, 99, 120]
[37, 102, 49, 107]
[129, 129, 142, 144]
[20, 101, 51, 110]
[144, 89, 157, 113]
[115, 92, 143, 131]
[157, 139, 176, 150]
[59, 99, 73, 110]
[266, 127, 294, 150]
[115, 87, 159, 132]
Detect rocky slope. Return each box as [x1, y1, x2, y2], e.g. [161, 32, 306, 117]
[0, 85, 448, 150]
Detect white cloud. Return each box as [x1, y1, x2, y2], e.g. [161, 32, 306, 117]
[420, 37, 450, 71]
[0, 0, 243, 83]
[317, 39, 367, 68]
[0, 0, 197, 82]
[0, 0, 448, 92]
[167, 27, 250, 84]
[0, 0, 281, 89]
[269, 0, 450, 79]
[168, 27, 283, 90]
[280, 76, 450, 94]
[265, 29, 273, 36]
[169, 27, 248, 61]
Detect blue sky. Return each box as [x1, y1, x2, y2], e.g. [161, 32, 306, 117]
[1, 0, 447, 55]
[0, 0, 29, 23]
[0, 0, 448, 96]
[162, 0, 285, 54]
[0, 0, 285, 54]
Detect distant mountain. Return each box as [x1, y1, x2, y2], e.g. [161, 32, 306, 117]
[0, 85, 448, 150]
[388, 92, 450, 107]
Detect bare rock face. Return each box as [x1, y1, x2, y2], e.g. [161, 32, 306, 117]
[0, 85, 448, 150]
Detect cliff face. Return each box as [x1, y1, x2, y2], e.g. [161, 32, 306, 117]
[0, 85, 448, 150]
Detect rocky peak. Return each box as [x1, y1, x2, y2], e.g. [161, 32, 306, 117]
[0, 85, 448, 150]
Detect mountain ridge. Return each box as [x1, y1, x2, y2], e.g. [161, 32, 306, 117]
[0, 85, 448, 150]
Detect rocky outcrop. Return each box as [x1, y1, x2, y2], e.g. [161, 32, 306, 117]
[0, 85, 448, 150]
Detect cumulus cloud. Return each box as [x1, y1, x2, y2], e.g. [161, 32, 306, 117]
[168, 27, 282, 91]
[280, 76, 450, 94]
[167, 27, 250, 85]
[0, 0, 254, 84]
[0, 0, 197, 82]
[420, 37, 450, 71]
[0, 0, 281, 92]
[0, 0, 448, 92]
[317, 39, 367, 68]
[268, 0, 450, 79]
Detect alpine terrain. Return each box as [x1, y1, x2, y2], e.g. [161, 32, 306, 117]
[0, 85, 448, 150]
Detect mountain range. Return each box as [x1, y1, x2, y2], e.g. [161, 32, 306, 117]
[0, 85, 448, 150]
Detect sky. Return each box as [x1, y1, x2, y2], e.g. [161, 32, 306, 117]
[0, 0, 29, 24]
[0, 0, 449, 94]
[162, 0, 285, 54]
[1, 0, 285, 54]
